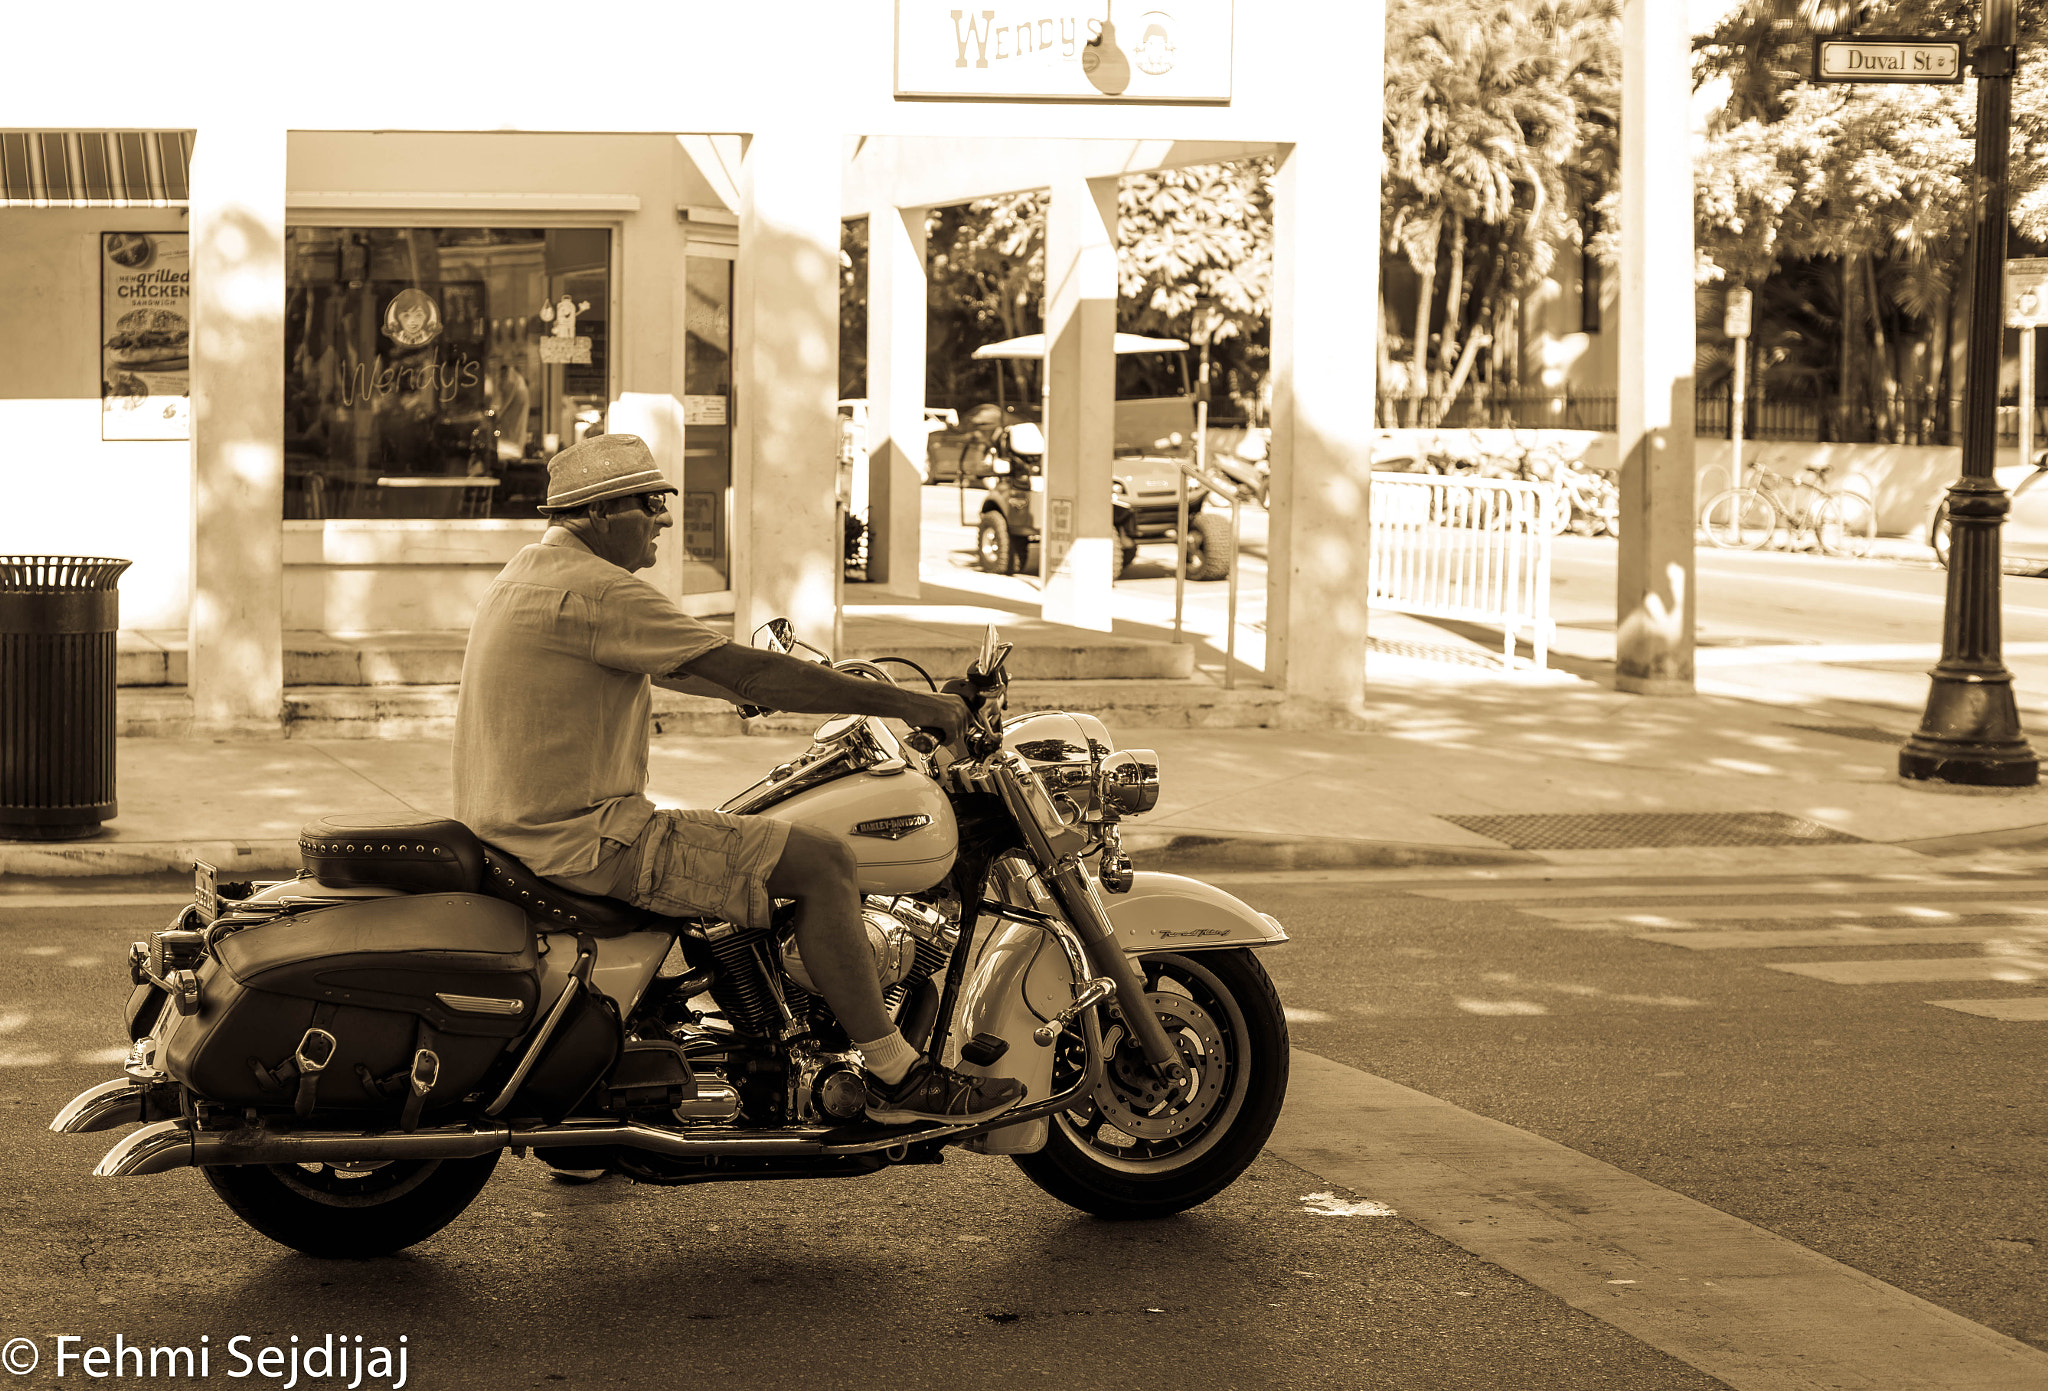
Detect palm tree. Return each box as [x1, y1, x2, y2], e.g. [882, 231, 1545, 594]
[1383, 0, 1620, 424]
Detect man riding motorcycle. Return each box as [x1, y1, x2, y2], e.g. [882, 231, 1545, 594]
[452, 434, 1026, 1124]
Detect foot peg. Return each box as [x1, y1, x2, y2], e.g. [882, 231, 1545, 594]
[1032, 977, 1117, 1047]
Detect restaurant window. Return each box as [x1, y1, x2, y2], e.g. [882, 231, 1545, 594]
[681, 252, 733, 591]
[283, 226, 611, 519]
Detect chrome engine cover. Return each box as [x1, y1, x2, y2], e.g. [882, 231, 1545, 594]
[780, 896, 954, 996]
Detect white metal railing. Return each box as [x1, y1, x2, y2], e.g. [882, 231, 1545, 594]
[1368, 473, 1561, 670]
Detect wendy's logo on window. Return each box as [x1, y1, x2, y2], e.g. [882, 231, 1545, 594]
[1134, 12, 1177, 75]
[334, 351, 482, 406]
[382, 288, 443, 349]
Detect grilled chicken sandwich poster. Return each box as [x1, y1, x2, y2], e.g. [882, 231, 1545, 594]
[101, 231, 190, 441]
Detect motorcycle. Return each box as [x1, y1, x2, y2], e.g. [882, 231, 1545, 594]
[52, 624, 1291, 1258]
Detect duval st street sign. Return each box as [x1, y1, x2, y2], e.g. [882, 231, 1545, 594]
[1813, 35, 1965, 84]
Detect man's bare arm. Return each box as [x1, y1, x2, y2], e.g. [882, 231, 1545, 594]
[668, 643, 970, 744]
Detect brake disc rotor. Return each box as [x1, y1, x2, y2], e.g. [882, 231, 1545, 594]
[1090, 991, 1228, 1141]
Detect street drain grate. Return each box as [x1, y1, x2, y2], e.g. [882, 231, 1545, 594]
[1367, 637, 1506, 669]
[1785, 723, 1910, 745]
[1440, 812, 1866, 850]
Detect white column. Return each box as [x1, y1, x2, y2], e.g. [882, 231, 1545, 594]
[734, 131, 842, 651]
[187, 122, 285, 736]
[1615, 0, 1697, 694]
[863, 203, 928, 595]
[1267, 133, 1380, 714]
[1040, 173, 1119, 631]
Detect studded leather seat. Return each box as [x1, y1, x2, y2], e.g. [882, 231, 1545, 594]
[299, 814, 660, 937]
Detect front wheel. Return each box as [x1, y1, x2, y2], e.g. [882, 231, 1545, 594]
[1930, 503, 1951, 568]
[204, 1152, 500, 1258]
[1700, 487, 1777, 550]
[1184, 514, 1234, 581]
[976, 513, 1016, 574]
[1012, 949, 1288, 1220]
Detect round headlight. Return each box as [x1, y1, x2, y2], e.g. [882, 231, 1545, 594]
[1098, 749, 1160, 816]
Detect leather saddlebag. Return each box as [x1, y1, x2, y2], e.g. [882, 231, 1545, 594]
[158, 894, 540, 1115]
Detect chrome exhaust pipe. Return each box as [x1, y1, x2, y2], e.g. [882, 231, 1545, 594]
[90, 1048, 1104, 1178]
[94, 1085, 752, 1177]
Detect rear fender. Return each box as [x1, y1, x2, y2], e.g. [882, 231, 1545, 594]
[1104, 872, 1287, 952]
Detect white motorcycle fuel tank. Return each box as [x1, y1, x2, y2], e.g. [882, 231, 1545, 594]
[756, 767, 959, 895]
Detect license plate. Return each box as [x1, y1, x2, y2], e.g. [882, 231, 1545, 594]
[192, 861, 219, 925]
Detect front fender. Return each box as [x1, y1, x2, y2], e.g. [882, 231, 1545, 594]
[1104, 872, 1287, 952]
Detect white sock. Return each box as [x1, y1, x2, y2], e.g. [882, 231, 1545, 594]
[855, 1031, 919, 1085]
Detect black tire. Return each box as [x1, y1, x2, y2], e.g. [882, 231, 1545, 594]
[1930, 502, 1951, 568]
[1184, 513, 1234, 581]
[976, 513, 1015, 574]
[203, 1152, 500, 1258]
[1114, 524, 1139, 579]
[1012, 949, 1288, 1220]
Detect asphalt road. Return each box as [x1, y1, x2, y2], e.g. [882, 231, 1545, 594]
[1, 893, 1728, 1391]
[1225, 861, 2048, 1359]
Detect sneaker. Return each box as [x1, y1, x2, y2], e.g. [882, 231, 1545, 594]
[865, 1059, 1026, 1124]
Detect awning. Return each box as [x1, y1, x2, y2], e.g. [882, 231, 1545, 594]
[0, 131, 191, 208]
[972, 332, 1191, 360]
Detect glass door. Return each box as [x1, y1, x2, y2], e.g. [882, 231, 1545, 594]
[680, 247, 734, 596]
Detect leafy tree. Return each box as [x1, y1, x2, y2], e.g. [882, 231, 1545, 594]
[918, 162, 1275, 422]
[1693, 1, 2048, 441]
[1381, 0, 1621, 424]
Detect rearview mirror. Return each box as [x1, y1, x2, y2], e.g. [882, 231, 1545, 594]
[754, 617, 796, 653]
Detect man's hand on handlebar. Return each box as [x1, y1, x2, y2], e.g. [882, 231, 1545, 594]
[912, 692, 973, 753]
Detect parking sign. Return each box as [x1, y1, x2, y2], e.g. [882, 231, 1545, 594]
[2008, 259, 2048, 328]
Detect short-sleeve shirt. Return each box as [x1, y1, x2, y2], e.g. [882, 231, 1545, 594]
[453, 528, 727, 876]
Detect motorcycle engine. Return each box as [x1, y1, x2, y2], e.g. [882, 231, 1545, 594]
[780, 895, 954, 997]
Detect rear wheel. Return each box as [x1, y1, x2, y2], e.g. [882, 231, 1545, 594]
[204, 1152, 500, 1258]
[1930, 503, 1952, 568]
[1816, 491, 1876, 559]
[1700, 487, 1777, 550]
[1012, 949, 1287, 1220]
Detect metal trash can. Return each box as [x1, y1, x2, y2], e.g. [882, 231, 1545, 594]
[0, 556, 133, 840]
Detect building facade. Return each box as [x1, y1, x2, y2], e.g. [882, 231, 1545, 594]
[1, 1, 1389, 731]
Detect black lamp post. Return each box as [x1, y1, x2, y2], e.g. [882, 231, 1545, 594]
[1900, 0, 2039, 787]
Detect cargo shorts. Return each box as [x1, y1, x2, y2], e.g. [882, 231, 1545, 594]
[553, 808, 790, 929]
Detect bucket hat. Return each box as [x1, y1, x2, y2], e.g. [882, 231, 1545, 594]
[539, 434, 678, 512]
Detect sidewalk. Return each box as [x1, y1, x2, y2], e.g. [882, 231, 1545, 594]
[11, 605, 2048, 878]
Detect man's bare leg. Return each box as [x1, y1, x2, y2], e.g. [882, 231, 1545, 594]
[764, 825, 891, 1043]
[763, 825, 1024, 1122]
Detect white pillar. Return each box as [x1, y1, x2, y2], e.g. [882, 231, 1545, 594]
[863, 203, 928, 595]
[187, 122, 285, 736]
[1615, 0, 1697, 694]
[1268, 132, 1380, 714]
[734, 131, 842, 651]
[1040, 173, 1119, 631]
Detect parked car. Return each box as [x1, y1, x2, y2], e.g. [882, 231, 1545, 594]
[960, 332, 1232, 580]
[836, 399, 960, 491]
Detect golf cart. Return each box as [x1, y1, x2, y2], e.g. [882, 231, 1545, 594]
[961, 332, 1233, 581]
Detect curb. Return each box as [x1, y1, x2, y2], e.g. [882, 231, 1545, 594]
[0, 839, 301, 879]
[1122, 830, 1538, 871]
[0, 831, 1538, 880]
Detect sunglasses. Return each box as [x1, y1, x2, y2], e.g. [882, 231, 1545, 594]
[619, 492, 670, 517]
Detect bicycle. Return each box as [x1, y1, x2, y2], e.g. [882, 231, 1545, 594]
[1698, 462, 1876, 558]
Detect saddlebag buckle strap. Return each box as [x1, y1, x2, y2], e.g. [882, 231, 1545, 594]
[291, 1028, 337, 1117]
[399, 1049, 441, 1131]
